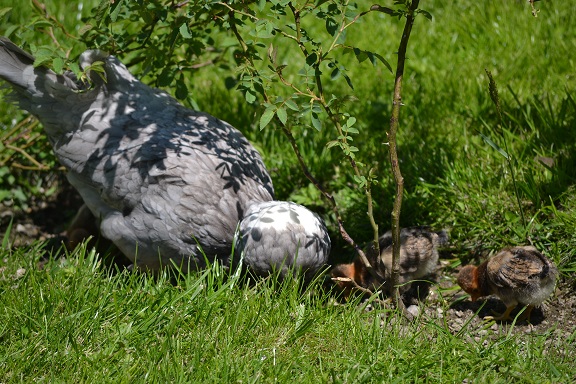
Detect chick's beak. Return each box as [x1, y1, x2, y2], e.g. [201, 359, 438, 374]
[470, 293, 480, 302]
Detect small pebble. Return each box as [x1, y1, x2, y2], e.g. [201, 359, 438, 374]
[14, 268, 26, 279]
[407, 305, 420, 318]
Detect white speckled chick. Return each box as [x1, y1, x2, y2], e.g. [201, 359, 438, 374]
[235, 201, 331, 282]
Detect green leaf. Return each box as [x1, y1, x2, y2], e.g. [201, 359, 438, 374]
[347, 116, 357, 127]
[179, 23, 192, 39]
[33, 52, 54, 68]
[245, 90, 256, 104]
[311, 112, 322, 131]
[69, 62, 81, 78]
[325, 17, 338, 36]
[284, 98, 299, 111]
[354, 48, 368, 63]
[4, 24, 19, 38]
[110, 0, 123, 22]
[353, 175, 367, 188]
[370, 5, 395, 15]
[305, 52, 318, 66]
[326, 140, 340, 149]
[175, 75, 188, 100]
[343, 73, 354, 90]
[157, 67, 176, 87]
[0, 7, 12, 19]
[52, 57, 65, 74]
[29, 20, 54, 29]
[330, 67, 340, 80]
[417, 9, 433, 21]
[260, 108, 275, 130]
[374, 53, 392, 73]
[276, 107, 288, 125]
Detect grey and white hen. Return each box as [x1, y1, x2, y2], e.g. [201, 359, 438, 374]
[0, 37, 329, 276]
[235, 201, 331, 282]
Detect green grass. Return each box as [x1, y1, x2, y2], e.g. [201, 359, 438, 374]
[1, 0, 576, 381]
[0, 248, 574, 383]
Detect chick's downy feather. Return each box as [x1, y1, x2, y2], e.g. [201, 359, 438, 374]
[457, 245, 558, 321]
[377, 226, 448, 284]
[331, 226, 448, 298]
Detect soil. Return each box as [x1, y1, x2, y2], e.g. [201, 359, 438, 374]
[1, 183, 575, 346]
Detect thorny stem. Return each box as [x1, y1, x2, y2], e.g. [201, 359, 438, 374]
[331, 277, 390, 307]
[288, 3, 309, 57]
[388, 0, 420, 320]
[280, 126, 373, 276]
[288, 2, 383, 282]
[227, 3, 386, 283]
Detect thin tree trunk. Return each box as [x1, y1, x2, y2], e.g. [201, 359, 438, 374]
[388, 0, 420, 319]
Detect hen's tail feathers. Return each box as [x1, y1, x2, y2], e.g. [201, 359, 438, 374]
[0, 37, 36, 91]
[0, 36, 80, 102]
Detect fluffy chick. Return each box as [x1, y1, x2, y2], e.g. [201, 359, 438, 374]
[331, 226, 448, 299]
[457, 245, 558, 322]
[378, 227, 448, 286]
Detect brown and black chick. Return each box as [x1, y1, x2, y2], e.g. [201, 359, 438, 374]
[457, 245, 558, 322]
[331, 226, 448, 300]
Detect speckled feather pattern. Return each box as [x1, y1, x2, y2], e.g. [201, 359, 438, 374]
[235, 201, 331, 281]
[330, 226, 447, 296]
[0, 38, 275, 271]
[482, 246, 558, 307]
[377, 226, 449, 283]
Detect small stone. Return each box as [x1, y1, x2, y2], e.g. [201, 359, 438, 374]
[407, 305, 420, 318]
[14, 268, 26, 279]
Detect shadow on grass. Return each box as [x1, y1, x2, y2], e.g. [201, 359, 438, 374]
[450, 296, 546, 326]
